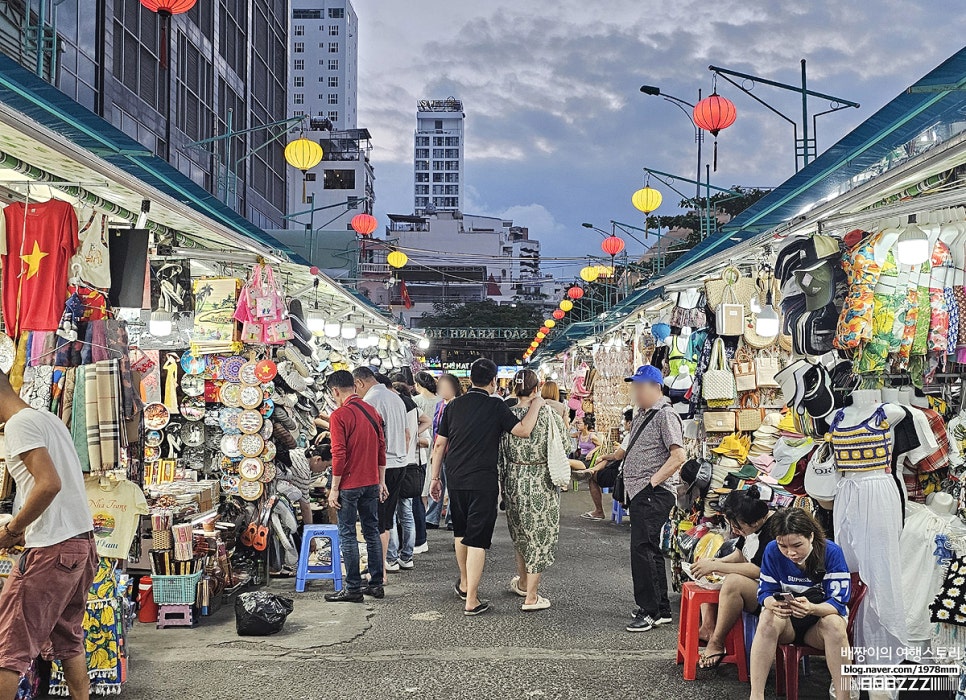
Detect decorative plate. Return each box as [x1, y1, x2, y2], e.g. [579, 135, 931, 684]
[219, 383, 242, 408]
[220, 475, 239, 495]
[238, 409, 263, 435]
[221, 355, 247, 383]
[144, 445, 161, 462]
[144, 429, 163, 448]
[180, 397, 206, 421]
[239, 360, 259, 386]
[181, 422, 205, 447]
[220, 434, 242, 459]
[255, 359, 278, 382]
[260, 461, 277, 483]
[239, 434, 265, 458]
[260, 399, 275, 418]
[144, 403, 171, 430]
[259, 419, 274, 440]
[262, 382, 276, 399]
[219, 407, 242, 434]
[238, 479, 264, 501]
[261, 441, 276, 461]
[180, 351, 206, 375]
[238, 457, 265, 481]
[240, 385, 263, 410]
[219, 455, 238, 472]
[180, 374, 205, 397]
[204, 381, 221, 403]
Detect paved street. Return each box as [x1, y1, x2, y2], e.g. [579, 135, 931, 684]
[127, 490, 832, 699]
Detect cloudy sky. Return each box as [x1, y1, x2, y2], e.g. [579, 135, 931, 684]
[353, 0, 966, 278]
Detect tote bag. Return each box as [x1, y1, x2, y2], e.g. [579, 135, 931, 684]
[545, 407, 572, 488]
[702, 339, 736, 402]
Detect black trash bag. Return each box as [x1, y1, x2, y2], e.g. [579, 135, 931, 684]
[235, 592, 295, 636]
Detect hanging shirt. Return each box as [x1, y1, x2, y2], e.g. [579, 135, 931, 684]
[2, 200, 79, 335]
[70, 209, 111, 290]
[85, 476, 149, 559]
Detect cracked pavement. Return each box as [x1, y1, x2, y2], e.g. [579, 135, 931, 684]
[125, 492, 835, 699]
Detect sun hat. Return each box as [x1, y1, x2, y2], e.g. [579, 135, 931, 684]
[800, 363, 835, 419]
[712, 435, 749, 461]
[718, 456, 742, 470]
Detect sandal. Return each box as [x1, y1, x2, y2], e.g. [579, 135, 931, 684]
[509, 576, 527, 598]
[521, 595, 551, 612]
[580, 512, 605, 520]
[698, 651, 727, 670]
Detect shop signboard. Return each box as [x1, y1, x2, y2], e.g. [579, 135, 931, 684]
[423, 328, 531, 341]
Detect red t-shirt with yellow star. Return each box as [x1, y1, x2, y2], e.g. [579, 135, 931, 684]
[1, 200, 79, 335]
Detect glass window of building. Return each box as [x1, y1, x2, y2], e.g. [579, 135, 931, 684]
[294, 76, 304, 87]
[329, 25, 339, 36]
[294, 42, 304, 53]
[328, 42, 339, 53]
[294, 25, 304, 36]
[327, 94, 338, 104]
[294, 59, 304, 70]
[328, 8, 345, 18]
[328, 59, 339, 70]
[328, 76, 339, 87]
[294, 93, 304, 104]
[324, 169, 356, 189]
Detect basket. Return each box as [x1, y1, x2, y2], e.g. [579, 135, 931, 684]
[151, 570, 203, 605]
[152, 530, 172, 550]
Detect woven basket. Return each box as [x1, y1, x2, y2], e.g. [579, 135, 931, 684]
[152, 530, 172, 551]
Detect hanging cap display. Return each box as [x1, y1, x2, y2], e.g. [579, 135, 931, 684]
[794, 260, 835, 312]
[775, 234, 840, 283]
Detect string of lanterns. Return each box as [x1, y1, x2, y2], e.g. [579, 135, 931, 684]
[523, 290, 583, 361]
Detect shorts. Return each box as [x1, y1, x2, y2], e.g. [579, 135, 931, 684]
[791, 613, 820, 645]
[0, 534, 97, 674]
[448, 489, 499, 549]
[378, 468, 407, 533]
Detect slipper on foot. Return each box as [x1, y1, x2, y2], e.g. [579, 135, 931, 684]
[509, 576, 527, 597]
[464, 600, 490, 616]
[521, 596, 551, 612]
[580, 512, 605, 520]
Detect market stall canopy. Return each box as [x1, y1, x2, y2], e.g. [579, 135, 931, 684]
[662, 46, 966, 279]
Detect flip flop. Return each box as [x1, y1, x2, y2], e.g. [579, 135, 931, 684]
[521, 596, 551, 612]
[454, 581, 467, 601]
[698, 651, 727, 670]
[580, 512, 605, 520]
[509, 576, 527, 597]
[464, 600, 490, 616]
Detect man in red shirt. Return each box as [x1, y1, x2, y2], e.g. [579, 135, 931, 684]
[325, 370, 388, 602]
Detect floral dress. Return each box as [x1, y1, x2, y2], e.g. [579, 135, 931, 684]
[835, 231, 884, 351]
[498, 405, 570, 574]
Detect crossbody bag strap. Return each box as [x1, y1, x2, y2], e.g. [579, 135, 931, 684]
[349, 401, 384, 439]
[623, 409, 659, 460]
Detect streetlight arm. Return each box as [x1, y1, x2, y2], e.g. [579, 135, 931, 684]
[708, 65, 860, 108]
[188, 116, 307, 148]
[642, 167, 744, 195]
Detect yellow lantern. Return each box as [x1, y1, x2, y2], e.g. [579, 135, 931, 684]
[559, 300, 573, 312]
[545, 319, 556, 328]
[579, 265, 600, 283]
[387, 251, 408, 269]
[285, 137, 324, 202]
[596, 264, 615, 278]
[536, 331, 546, 340]
[631, 186, 663, 214]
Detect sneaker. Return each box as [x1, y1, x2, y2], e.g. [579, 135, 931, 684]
[398, 559, 415, 570]
[324, 589, 364, 603]
[384, 560, 400, 573]
[413, 543, 429, 555]
[655, 614, 673, 626]
[363, 585, 385, 599]
[626, 614, 655, 632]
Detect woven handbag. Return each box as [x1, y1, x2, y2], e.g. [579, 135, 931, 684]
[702, 339, 736, 402]
[732, 344, 757, 393]
[716, 284, 745, 337]
[704, 410, 737, 433]
[545, 407, 572, 488]
[706, 266, 758, 311]
[736, 392, 763, 431]
[755, 350, 782, 389]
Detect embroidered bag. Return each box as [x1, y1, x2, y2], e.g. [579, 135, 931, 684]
[264, 318, 295, 345]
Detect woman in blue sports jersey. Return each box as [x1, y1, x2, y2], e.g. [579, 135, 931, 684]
[749, 508, 853, 700]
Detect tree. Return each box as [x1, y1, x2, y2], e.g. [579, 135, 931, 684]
[416, 299, 544, 329]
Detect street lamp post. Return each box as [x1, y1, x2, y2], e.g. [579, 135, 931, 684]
[640, 86, 703, 201]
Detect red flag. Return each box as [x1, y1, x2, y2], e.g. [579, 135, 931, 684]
[399, 280, 413, 309]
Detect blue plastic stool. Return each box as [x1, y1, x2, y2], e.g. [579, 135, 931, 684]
[743, 610, 758, 672]
[296, 524, 343, 593]
[611, 499, 627, 524]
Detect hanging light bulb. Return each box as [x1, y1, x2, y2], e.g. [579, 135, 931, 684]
[149, 310, 172, 337]
[417, 337, 431, 350]
[324, 322, 341, 338]
[366, 333, 380, 348]
[895, 215, 929, 266]
[341, 324, 358, 340]
[306, 311, 326, 334]
[755, 294, 780, 338]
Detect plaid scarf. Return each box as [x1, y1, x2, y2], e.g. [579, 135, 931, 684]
[95, 359, 124, 471]
[85, 365, 101, 474]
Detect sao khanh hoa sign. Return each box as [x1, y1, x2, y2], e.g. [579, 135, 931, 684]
[423, 328, 532, 341]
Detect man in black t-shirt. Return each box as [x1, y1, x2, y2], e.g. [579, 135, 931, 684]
[430, 358, 544, 616]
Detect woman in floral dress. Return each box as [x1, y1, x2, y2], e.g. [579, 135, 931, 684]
[499, 369, 571, 611]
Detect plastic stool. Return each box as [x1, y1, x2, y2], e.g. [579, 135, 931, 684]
[676, 582, 749, 681]
[296, 524, 343, 593]
[157, 604, 194, 629]
[743, 610, 758, 672]
[611, 499, 627, 524]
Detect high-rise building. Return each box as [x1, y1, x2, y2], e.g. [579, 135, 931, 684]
[414, 98, 464, 215]
[0, 1, 291, 229]
[289, 0, 358, 130]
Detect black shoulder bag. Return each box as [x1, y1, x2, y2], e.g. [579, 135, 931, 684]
[612, 409, 659, 507]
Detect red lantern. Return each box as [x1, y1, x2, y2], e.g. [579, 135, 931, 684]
[351, 213, 378, 236]
[693, 92, 736, 171]
[539, 326, 550, 335]
[552, 309, 565, 320]
[601, 235, 625, 257]
[140, 0, 195, 68]
[568, 286, 584, 300]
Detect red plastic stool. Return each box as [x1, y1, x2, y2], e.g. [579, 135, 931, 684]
[676, 581, 749, 681]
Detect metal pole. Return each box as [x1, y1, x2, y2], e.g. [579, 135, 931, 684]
[695, 88, 702, 202]
[225, 108, 233, 207]
[800, 59, 809, 167]
[35, 0, 46, 77]
[705, 164, 712, 239]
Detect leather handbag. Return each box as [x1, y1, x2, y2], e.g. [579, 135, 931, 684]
[732, 344, 757, 393]
[755, 351, 782, 389]
[702, 339, 736, 402]
[704, 410, 737, 433]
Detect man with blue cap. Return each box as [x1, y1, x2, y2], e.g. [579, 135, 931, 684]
[621, 365, 686, 632]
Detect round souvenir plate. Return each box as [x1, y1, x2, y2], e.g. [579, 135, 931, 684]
[219, 383, 242, 408]
[240, 385, 263, 410]
[259, 419, 274, 440]
[181, 422, 205, 447]
[219, 407, 242, 434]
[221, 356, 246, 383]
[262, 382, 276, 399]
[219, 455, 238, 472]
[261, 440, 276, 461]
[220, 434, 242, 459]
[260, 399, 275, 418]
[238, 409, 263, 435]
[239, 360, 259, 386]
[238, 457, 264, 481]
[205, 426, 224, 452]
[220, 475, 239, 495]
[239, 434, 265, 458]
[238, 479, 264, 501]
[260, 461, 276, 483]
[144, 429, 163, 448]
[255, 359, 278, 382]
[180, 374, 205, 397]
[144, 403, 171, 430]
[144, 445, 161, 463]
[180, 396, 205, 421]
[180, 351, 206, 375]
